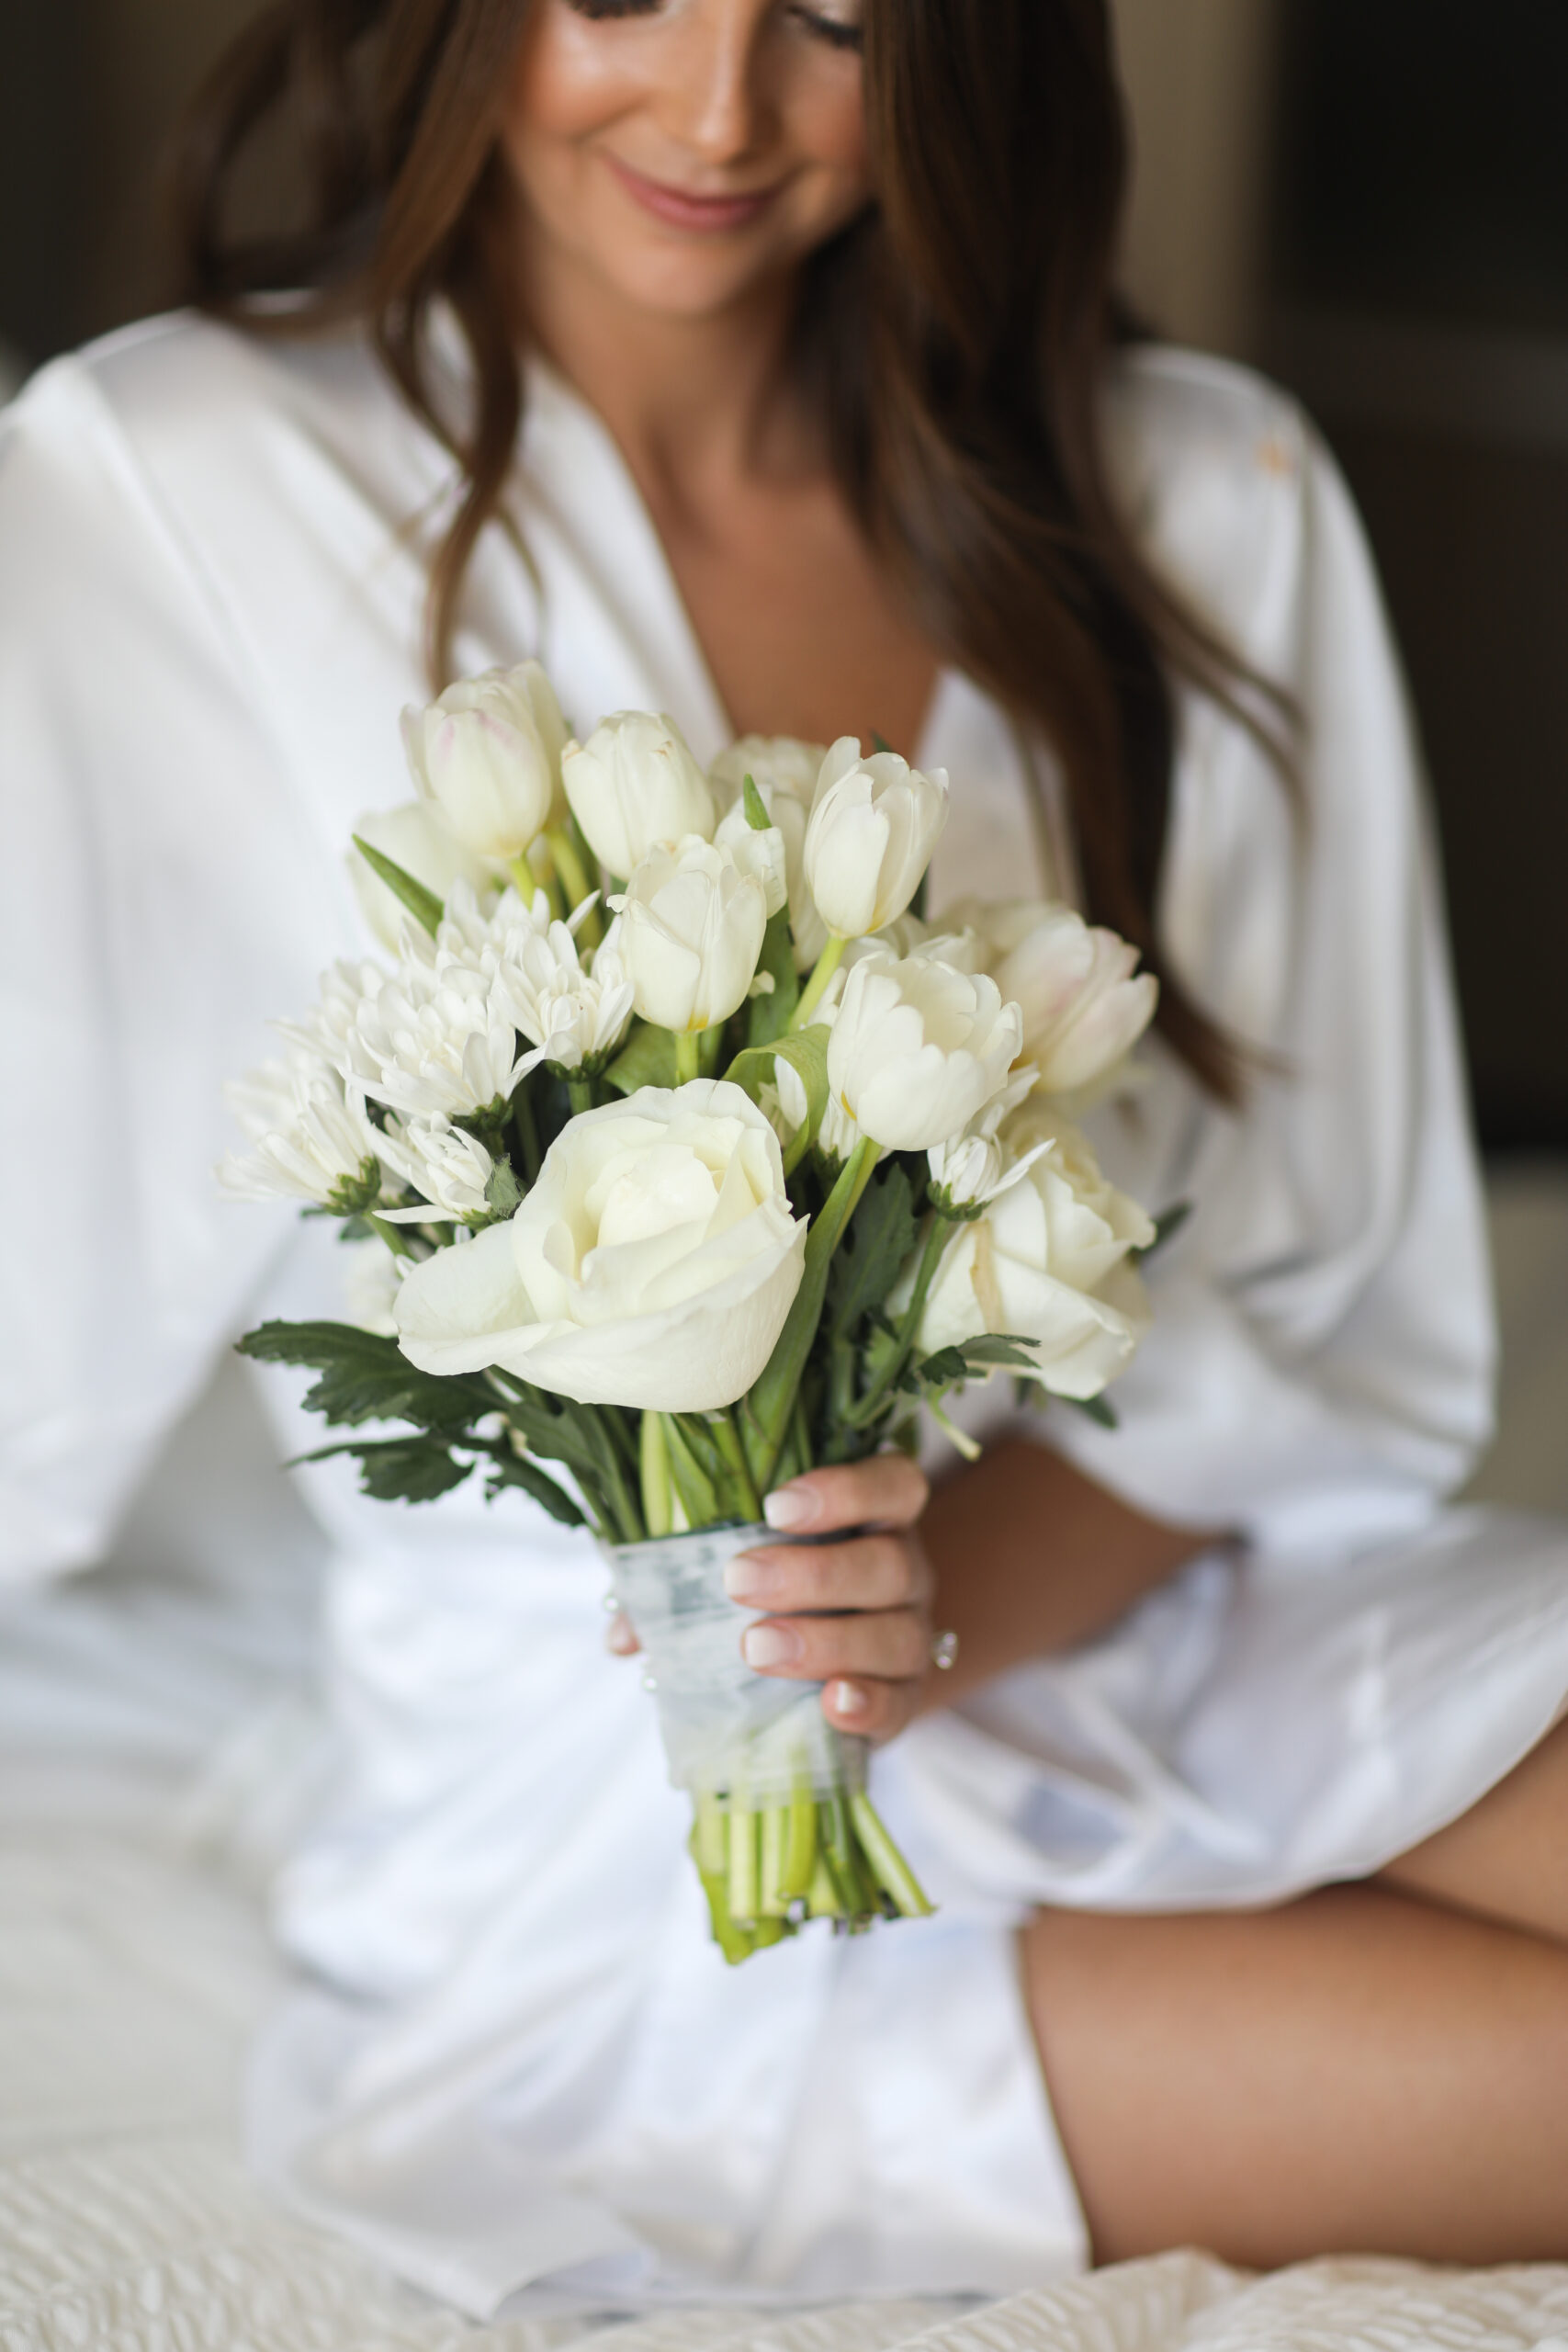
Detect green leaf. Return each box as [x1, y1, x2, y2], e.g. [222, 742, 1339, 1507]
[827, 1160, 919, 1342]
[485, 1453, 588, 1526]
[351, 836, 445, 939]
[746, 904, 800, 1048]
[741, 775, 771, 831]
[1068, 1393, 1120, 1430]
[911, 1345, 970, 1390]
[951, 1332, 1038, 1370]
[1138, 1200, 1192, 1261]
[238, 1320, 495, 1432]
[724, 1024, 829, 1164]
[662, 1416, 720, 1527]
[482, 1158, 524, 1222]
[604, 1021, 677, 1096]
[297, 1436, 473, 1504]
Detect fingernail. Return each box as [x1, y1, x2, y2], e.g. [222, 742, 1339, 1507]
[723, 1555, 780, 1601]
[829, 1679, 870, 1720]
[742, 1623, 803, 1669]
[763, 1485, 818, 1532]
[605, 1615, 638, 1657]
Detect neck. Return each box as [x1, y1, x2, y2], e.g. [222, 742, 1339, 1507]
[516, 220, 814, 514]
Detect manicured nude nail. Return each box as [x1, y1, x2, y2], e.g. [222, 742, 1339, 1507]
[763, 1485, 818, 1532]
[742, 1623, 803, 1668]
[724, 1555, 780, 1600]
[829, 1679, 870, 1720]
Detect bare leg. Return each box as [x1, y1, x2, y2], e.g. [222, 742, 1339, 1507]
[1379, 1713, 1568, 1945]
[1023, 1883, 1568, 2268]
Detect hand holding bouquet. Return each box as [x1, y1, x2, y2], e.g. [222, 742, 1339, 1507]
[222, 669, 1162, 1962]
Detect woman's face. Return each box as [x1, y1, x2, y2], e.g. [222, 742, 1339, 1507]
[501, 0, 870, 322]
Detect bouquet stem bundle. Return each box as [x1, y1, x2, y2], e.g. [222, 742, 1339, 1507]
[224, 674, 1163, 1964]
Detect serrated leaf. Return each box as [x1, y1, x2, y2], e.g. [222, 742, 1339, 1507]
[953, 1332, 1037, 1370]
[604, 1021, 677, 1096]
[351, 836, 445, 939]
[297, 1436, 473, 1504]
[238, 1319, 495, 1431]
[913, 1345, 971, 1389]
[828, 1161, 919, 1341]
[746, 904, 800, 1047]
[485, 1453, 588, 1527]
[1068, 1393, 1120, 1430]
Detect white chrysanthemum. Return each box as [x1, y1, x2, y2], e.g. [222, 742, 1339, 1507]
[497, 908, 635, 1073]
[219, 1057, 382, 1209]
[377, 1114, 498, 1225]
[276, 956, 389, 1076]
[347, 955, 536, 1123]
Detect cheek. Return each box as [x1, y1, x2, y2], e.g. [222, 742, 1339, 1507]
[501, 5, 637, 164]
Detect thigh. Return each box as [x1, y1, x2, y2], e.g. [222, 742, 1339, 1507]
[1380, 1710, 1568, 1944]
[1021, 1884, 1568, 2270]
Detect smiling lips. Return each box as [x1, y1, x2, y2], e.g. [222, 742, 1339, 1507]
[606, 153, 783, 233]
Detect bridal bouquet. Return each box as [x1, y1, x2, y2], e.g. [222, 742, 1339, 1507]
[222, 662, 1161, 1962]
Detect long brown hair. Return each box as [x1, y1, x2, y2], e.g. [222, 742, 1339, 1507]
[175, 0, 1285, 1098]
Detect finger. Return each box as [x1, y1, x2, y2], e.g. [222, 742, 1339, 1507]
[604, 1609, 641, 1657]
[823, 1674, 924, 1745]
[725, 1531, 931, 1615]
[761, 1454, 929, 1538]
[739, 1605, 931, 1685]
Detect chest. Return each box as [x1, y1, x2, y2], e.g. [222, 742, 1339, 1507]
[641, 470, 939, 760]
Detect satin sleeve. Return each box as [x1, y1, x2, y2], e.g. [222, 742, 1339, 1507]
[1046, 365, 1495, 1566]
[0, 356, 338, 1585]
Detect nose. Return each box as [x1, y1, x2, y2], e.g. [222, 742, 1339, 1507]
[660, 0, 774, 165]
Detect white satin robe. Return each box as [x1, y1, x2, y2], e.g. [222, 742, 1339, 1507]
[3, 313, 1567, 2316]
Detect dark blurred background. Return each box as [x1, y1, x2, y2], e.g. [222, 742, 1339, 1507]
[3, 0, 1565, 1498]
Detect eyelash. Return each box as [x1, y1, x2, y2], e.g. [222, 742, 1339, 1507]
[566, 1, 863, 52]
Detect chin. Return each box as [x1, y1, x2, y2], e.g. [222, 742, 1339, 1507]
[592, 239, 799, 322]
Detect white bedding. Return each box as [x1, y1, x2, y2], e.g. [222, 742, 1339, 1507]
[4, 1352, 1568, 2352]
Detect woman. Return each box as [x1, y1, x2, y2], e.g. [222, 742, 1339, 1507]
[2, 0, 1565, 2310]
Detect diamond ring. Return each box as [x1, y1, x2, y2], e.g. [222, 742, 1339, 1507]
[931, 1629, 960, 1672]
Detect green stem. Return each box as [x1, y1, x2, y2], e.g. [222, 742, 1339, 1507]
[850, 1789, 934, 1917]
[844, 1213, 953, 1430]
[544, 826, 603, 948]
[742, 1136, 879, 1497]
[790, 933, 846, 1032]
[713, 1411, 763, 1523]
[568, 1077, 595, 1116]
[367, 1213, 416, 1260]
[513, 1085, 541, 1185]
[674, 1031, 702, 1086]
[639, 1411, 673, 1540]
[507, 849, 542, 907]
[728, 1806, 760, 1923]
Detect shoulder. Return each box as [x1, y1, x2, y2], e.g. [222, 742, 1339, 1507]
[1, 309, 446, 567]
[1103, 343, 1333, 660]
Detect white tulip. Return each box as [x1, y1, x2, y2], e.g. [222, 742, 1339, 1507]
[561, 710, 715, 878]
[710, 738, 829, 972]
[803, 738, 949, 939]
[400, 662, 567, 862]
[348, 802, 498, 950]
[911, 1120, 1155, 1398]
[219, 1057, 382, 1210]
[394, 1080, 808, 1412]
[615, 835, 768, 1035]
[942, 897, 1158, 1095]
[826, 948, 1021, 1152]
[713, 797, 789, 922]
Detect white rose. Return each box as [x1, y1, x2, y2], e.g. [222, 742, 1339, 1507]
[348, 802, 498, 950]
[615, 835, 768, 1035]
[827, 948, 1021, 1152]
[914, 1120, 1155, 1398]
[943, 897, 1158, 1094]
[561, 710, 716, 878]
[803, 738, 949, 939]
[394, 1080, 807, 1411]
[400, 662, 566, 861]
